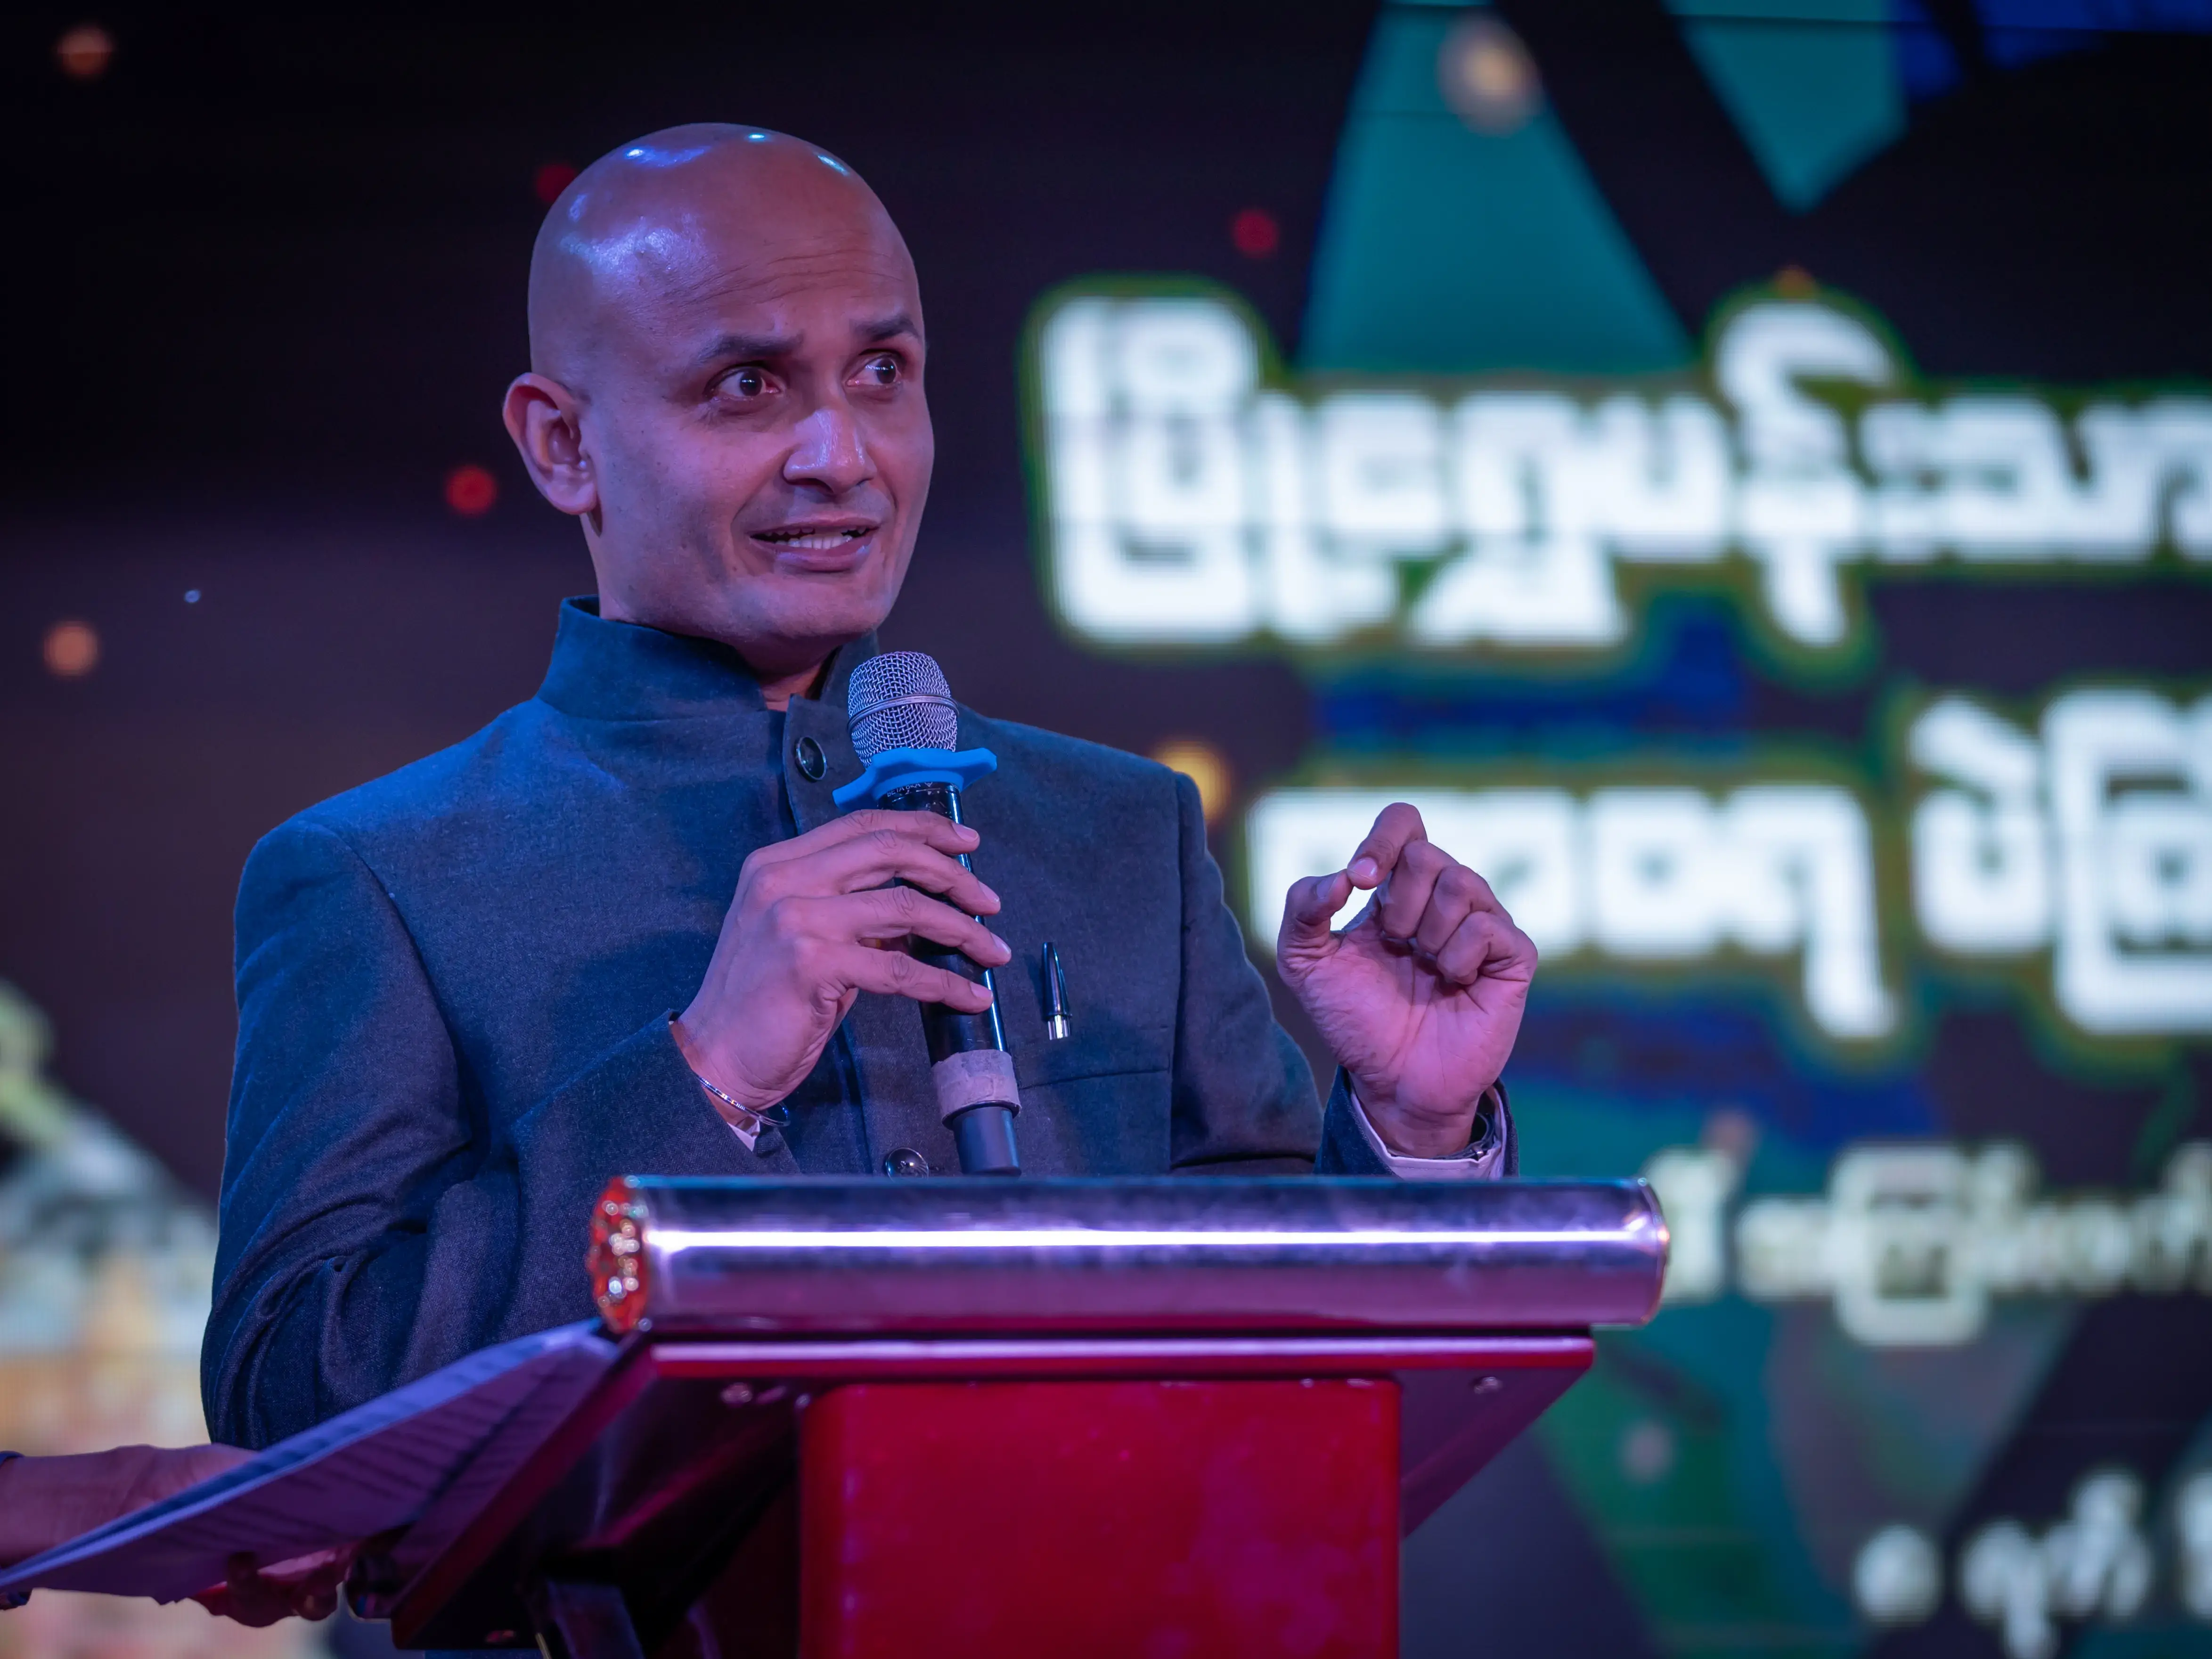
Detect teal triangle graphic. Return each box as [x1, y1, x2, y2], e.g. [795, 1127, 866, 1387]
[1668, 0, 1904, 211]
[1301, 2, 1693, 376]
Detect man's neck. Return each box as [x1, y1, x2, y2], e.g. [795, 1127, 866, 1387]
[591, 590, 834, 711]
[757, 658, 829, 712]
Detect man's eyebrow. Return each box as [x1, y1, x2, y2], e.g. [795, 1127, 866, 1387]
[693, 330, 800, 366]
[858, 312, 922, 344]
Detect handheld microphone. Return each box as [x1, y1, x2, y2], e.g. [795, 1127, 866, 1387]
[842, 652, 1021, 1176]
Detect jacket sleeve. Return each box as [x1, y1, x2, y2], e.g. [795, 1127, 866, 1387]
[202, 818, 751, 1448]
[1317, 1072, 1518, 1177]
[1163, 773, 1518, 1179]
[1165, 772, 1327, 1174]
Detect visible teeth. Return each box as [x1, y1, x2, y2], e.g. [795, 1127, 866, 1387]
[761, 529, 870, 550]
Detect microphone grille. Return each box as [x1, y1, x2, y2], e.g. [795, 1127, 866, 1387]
[847, 651, 959, 760]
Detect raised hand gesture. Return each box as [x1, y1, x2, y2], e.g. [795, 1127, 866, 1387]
[1275, 803, 1536, 1157]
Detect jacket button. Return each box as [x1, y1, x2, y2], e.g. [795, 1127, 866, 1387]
[796, 736, 827, 781]
[882, 1148, 930, 1177]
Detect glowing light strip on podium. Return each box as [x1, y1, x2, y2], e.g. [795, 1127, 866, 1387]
[649, 1226, 1624, 1252]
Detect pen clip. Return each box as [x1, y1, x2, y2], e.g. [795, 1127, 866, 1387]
[1042, 941, 1071, 1040]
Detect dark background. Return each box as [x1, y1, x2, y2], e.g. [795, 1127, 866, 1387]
[5, 6, 2212, 1656]
[8, 3, 2211, 1193]
[0, 1, 1368, 1194]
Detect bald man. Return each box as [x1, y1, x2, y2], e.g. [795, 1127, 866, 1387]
[204, 126, 1532, 1448]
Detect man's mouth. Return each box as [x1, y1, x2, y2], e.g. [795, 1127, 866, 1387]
[754, 525, 876, 551]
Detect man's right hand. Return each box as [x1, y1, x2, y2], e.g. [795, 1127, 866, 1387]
[674, 810, 1010, 1118]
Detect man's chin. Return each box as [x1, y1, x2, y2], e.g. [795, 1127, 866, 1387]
[701, 582, 900, 676]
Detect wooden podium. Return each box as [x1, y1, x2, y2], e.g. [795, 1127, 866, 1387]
[360, 1177, 1665, 1658]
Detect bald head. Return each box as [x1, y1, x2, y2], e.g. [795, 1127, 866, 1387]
[504, 123, 934, 696]
[528, 124, 911, 392]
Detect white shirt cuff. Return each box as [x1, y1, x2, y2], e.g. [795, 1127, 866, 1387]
[1346, 1081, 1507, 1180]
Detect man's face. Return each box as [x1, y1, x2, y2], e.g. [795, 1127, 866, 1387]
[558, 158, 932, 681]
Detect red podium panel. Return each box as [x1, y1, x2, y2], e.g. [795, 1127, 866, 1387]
[798, 1380, 1399, 1659]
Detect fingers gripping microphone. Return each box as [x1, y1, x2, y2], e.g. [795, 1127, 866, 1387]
[841, 652, 1020, 1176]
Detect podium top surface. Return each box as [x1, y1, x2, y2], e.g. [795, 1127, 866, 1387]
[593, 1175, 1666, 1336]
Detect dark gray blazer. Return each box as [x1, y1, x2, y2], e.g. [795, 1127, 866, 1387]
[204, 601, 1512, 1447]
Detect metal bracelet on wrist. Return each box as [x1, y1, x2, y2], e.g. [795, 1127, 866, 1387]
[695, 1073, 792, 1136]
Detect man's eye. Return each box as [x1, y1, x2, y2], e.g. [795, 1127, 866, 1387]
[720, 367, 770, 399]
[855, 355, 901, 388]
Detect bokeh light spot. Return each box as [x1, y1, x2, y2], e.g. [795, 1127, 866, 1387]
[445, 464, 499, 517]
[1151, 737, 1235, 828]
[1853, 1524, 1942, 1625]
[1438, 17, 1543, 135]
[183, 589, 201, 604]
[533, 162, 579, 205]
[1619, 1418, 1677, 1485]
[1231, 208, 1280, 260]
[56, 23, 114, 80]
[43, 620, 100, 678]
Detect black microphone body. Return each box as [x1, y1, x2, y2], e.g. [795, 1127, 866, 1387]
[881, 778, 1020, 1175]
[844, 652, 1021, 1177]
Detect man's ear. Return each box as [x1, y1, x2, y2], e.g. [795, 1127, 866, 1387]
[503, 373, 597, 517]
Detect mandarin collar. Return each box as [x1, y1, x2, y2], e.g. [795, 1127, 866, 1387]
[534, 597, 878, 722]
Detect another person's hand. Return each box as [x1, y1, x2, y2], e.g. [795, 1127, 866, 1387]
[193, 1546, 354, 1626]
[675, 809, 1011, 1114]
[1276, 802, 1537, 1157]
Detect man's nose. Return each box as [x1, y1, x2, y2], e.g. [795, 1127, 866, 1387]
[785, 399, 873, 495]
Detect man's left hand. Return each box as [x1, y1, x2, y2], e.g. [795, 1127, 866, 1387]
[1276, 802, 1536, 1158]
